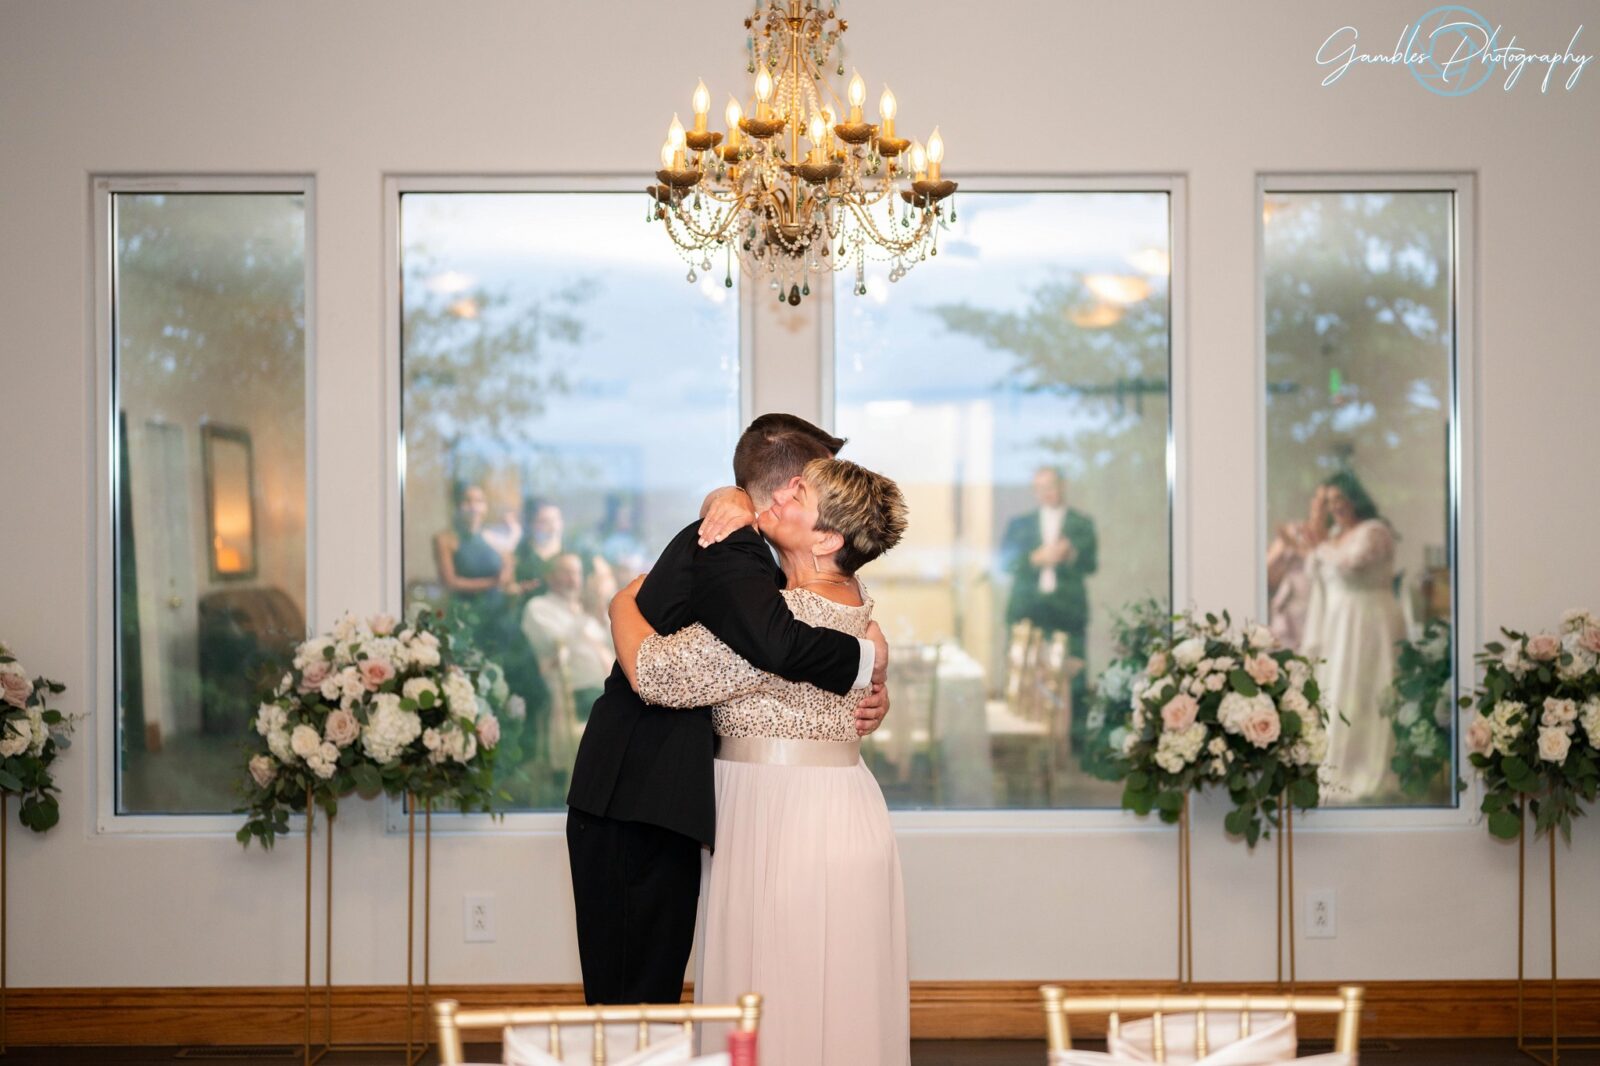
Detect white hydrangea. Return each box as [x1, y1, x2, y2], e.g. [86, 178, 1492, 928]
[1285, 659, 1311, 692]
[1397, 701, 1421, 728]
[1217, 691, 1252, 735]
[403, 677, 441, 708]
[1488, 700, 1528, 756]
[1561, 608, 1596, 633]
[1499, 647, 1531, 679]
[293, 637, 335, 672]
[442, 669, 479, 718]
[1581, 698, 1600, 746]
[361, 693, 422, 765]
[407, 631, 442, 669]
[1154, 722, 1208, 773]
[25, 706, 47, 755]
[424, 723, 478, 765]
[255, 702, 288, 737]
[0, 723, 29, 759]
[267, 727, 297, 764]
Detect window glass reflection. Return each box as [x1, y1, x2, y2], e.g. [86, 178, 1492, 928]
[835, 191, 1172, 808]
[400, 192, 741, 810]
[114, 192, 308, 814]
[1262, 189, 1456, 806]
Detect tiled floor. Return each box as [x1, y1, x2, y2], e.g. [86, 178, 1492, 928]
[1, 1041, 1598, 1064]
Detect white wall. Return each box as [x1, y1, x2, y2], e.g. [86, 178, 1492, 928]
[2, 0, 1598, 989]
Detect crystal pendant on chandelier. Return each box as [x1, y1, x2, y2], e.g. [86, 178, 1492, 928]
[647, 0, 956, 302]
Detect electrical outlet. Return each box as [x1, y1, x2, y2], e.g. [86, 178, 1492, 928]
[1307, 889, 1336, 939]
[464, 893, 495, 943]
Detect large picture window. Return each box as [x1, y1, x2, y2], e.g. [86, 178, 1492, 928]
[398, 189, 742, 811]
[832, 187, 1174, 809]
[111, 187, 310, 815]
[1261, 184, 1460, 808]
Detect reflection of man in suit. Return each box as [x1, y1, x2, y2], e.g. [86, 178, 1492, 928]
[1001, 466, 1098, 742]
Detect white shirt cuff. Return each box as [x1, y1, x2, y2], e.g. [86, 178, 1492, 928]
[853, 637, 876, 689]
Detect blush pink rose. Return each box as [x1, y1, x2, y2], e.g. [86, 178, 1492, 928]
[476, 714, 501, 749]
[1580, 627, 1600, 655]
[1160, 693, 1199, 732]
[360, 658, 396, 691]
[1244, 653, 1280, 687]
[299, 659, 332, 694]
[368, 613, 398, 636]
[1466, 716, 1493, 756]
[1526, 633, 1561, 662]
[1242, 702, 1282, 749]
[0, 669, 31, 709]
[1146, 651, 1170, 678]
[324, 708, 360, 748]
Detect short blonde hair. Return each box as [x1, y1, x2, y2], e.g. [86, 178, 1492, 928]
[803, 458, 908, 575]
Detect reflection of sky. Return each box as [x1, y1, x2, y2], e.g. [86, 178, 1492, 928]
[401, 193, 741, 501]
[835, 192, 1170, 486]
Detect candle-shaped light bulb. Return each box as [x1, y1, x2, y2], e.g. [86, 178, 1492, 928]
[807, 111, 826, 161]
[725, 95, 743, 146]
[667, 114, 687, 168]
[848, 69, 866, 122]
[926, 126, 944, 180]
[660, 138, 677, 169]
[754, 66, 774, 118]
[909, 139, 927, 180]
[692, 79, 711, 131]
[878, 85, 897, 138]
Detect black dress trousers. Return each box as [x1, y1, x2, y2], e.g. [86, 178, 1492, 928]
[566, 806, 703, 1004]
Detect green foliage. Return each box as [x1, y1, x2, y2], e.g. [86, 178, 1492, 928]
[1382, 618, 1454, 798]
[0, 642, 77, 834]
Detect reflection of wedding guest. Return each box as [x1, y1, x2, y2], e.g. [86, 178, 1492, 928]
[583, 555, 619, 625]
[522, 553, 615, 771]
[1300, 471, 1404, 802]
[591, 494, 649, 585]
[481, 505, 523, 558]
[512, 498, 566, 597]
[433, 485, 513, 598]
[1001, 466, 1098, 737]
[1266, 521, 1314, 650]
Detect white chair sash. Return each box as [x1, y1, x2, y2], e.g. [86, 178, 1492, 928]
[1047, 1012, 1300, 1065]
[503, 1023, 700, 1066]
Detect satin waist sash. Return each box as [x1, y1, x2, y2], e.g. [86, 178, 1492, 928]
[715, 735, 862, 767]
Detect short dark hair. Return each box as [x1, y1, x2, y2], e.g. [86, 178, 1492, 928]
[732, 413, 846, 500]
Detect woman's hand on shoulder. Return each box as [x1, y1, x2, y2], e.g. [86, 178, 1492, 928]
[698, 486, 758, 547]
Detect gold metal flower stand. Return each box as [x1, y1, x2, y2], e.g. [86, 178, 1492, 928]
[1176, 795, 1193, 986]
[1516, 811, 1597, 1066]
[1275, 793, 1297, 990]
[301, 788, 433, 1066]
[1175, 793, 1298, 991]
[1, 794, 8, 1057]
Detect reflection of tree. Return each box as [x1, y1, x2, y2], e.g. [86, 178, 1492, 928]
[1264, 193, 1450, 536]
[116, 194, 306, 406]
[930, 273, 1172, 649]
[401, 249, 595, 487]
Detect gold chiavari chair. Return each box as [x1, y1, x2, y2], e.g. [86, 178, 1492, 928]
[434, 994, 762, 1066]
[1040, 985, 1364, 1063]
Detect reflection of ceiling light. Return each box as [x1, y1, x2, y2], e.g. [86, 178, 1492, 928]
[1068, 302, 1124, 329]
[448, 297, 480, 319]
[1125, 248, 1169, 277]
[1262, 197, 1292, 225]
[1083, 274, 1150, 305]
[697, 275, 729, 305]
[428, 270, 476, 294]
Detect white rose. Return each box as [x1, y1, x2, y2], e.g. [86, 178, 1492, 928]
[1172, 637, 1206, 669]
[290, 724, 322, 759]
[293, 637, 334, 672]
[1204, 673, 1226, 692]
[248, 754, 278, 789]
[1397, 701, 1420, 727]
[1206, 736, 1227, 756]
[1542, 697, 1578, 731]
[255, 703, 287, 737]
[1245, 623, 1276, 651]
[0, 725, 28, 759]
[1537, 727, 1572, 764]
[403, 678, 441, 708]
[305, 741, 340, 780]
[1280, 688, 1310, 717]
[408, 637, 442, 669]
[1286, 659, 1311, 692]
[1195, 658, 1214, 678]
[338, 668, 367, 702]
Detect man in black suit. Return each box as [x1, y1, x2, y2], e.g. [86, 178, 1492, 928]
[565, 414, 889, 1005]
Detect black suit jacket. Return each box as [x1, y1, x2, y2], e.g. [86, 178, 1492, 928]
[566, 521, 863, 846]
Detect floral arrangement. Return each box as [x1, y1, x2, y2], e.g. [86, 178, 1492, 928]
[1082, 599, 1171, 781]
[1118, 610, 1330, 846]
[1461, 609, 1600, 841]
[239, 607, 504, 847]
[0, 639, 75, 832]
[1382, 619, 1454, 798]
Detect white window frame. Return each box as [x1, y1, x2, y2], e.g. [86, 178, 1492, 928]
[381, 175, 754, 834]
[822, 174, 1194, 832]
[91, 175, 318, 835]
[1253, 172, 1481, 832]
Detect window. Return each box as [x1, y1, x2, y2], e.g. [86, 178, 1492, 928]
[398, 189, 742, 810]
[111, 187, 310, 815]
[1260, 184, 1459, 808]
[832, 187, 1175, 809]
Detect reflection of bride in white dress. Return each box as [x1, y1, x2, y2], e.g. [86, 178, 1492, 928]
[1299, 474, 1404, 802]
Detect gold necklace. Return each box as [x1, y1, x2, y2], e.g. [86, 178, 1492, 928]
[800, 571, 853, 589]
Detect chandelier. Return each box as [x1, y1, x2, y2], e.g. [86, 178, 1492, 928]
[648, 0, 956, 305]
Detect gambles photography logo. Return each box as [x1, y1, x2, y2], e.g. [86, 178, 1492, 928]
[1317, 5, 1592, 94]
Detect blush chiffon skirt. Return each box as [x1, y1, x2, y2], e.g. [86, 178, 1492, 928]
[694, 737, 910, 1066]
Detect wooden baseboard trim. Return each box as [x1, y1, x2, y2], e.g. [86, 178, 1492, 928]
[4, 980, 1597, 1046]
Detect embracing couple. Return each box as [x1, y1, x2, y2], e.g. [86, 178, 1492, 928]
[565, 413, 911, 1066]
